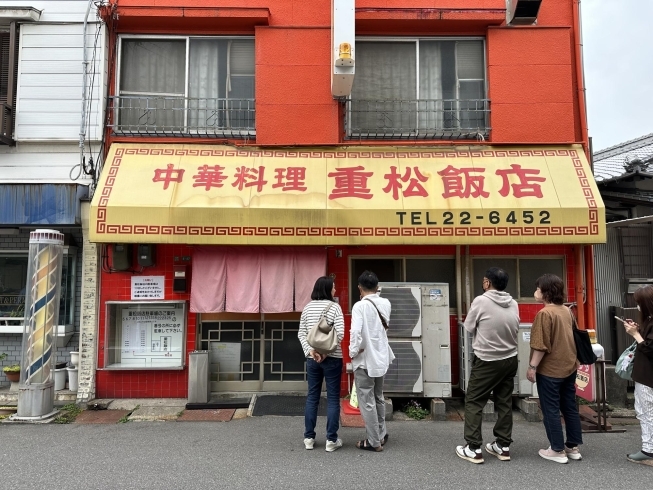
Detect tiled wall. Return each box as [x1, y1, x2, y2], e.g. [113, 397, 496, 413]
[327, 244, 575, 395]
[0, 228, 83, 388]
[96, 244, 195, 398]
[95, 242, 576, 398]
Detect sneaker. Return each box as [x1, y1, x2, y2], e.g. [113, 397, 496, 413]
[456, 444, 484, 464]
[564, 446, 582, 460]
[539, 447, 568, 464]
[485, 441, 511, 461]
[304, 438, 315, 450]
[627, 451, 653, 466]
[325, 438, 343, 452]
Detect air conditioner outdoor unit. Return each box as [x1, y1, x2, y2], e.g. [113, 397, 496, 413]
[460, 322, 533, 396]
[378, 283, 451, 397]
[506, 0, 542, 26]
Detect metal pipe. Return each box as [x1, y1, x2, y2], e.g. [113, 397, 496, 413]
[584, 245, 597, 330]
[573, 0, 589, 152]
[79, 0, 94, 162]
[456, 245, 463, 324]
[574, 246, 586, 329]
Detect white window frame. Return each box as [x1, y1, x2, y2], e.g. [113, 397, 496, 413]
[470, 255, 567, 303]
[349, 36, 488, 138]
[116, 34, 255, 136]
[348, 254, 457, 313]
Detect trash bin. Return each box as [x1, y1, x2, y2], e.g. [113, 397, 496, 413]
[188, 351, 210, 404]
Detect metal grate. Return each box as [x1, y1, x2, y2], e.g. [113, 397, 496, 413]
[108, 95, 255, 138]
[344, 98, 490, 140]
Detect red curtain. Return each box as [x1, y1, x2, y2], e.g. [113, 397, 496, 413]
[190, 247, 326, 313]
[189, 246, 226, 313]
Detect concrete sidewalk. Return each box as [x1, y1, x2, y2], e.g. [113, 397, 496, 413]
[47, 396, 638, 426]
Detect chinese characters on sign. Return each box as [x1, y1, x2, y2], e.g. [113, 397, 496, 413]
[131, 276, 165, 300]
[575, 363, 595, 402]
[151, 163, 547, 200]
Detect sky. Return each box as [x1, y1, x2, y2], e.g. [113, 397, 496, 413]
[581, 2, 653, 152]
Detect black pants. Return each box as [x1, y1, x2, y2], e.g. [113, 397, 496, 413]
[464, 355, 518, 449]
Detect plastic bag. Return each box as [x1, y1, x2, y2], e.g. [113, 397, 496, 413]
[615, 341, 637, 380]
[350, 381, 359, 408]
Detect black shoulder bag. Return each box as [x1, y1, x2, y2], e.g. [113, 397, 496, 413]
[569, 308, 597, 365]
[364, 297, 389, 330]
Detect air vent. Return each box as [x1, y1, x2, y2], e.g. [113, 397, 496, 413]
[507, 0, 542, 26]
[378, 287, 421, 337]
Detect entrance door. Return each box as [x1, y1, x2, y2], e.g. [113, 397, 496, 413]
[199, 313, 308, 392]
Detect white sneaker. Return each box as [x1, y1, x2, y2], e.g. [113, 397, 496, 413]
[325, 438, 343, 452]
[564, 446, 582, 460]
[539, 447, 568, 464]
[455, 444, 484, 464]
[485, 441, 511, 461]
[304, 438, 315, 450]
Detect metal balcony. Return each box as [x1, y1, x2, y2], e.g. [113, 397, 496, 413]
[108, 96, 256, 138]
[344, 98, 490, 140]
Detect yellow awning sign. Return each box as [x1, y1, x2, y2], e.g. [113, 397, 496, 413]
[90, 144, 606, 245]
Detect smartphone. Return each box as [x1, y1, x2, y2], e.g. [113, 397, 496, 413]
[614, 316, 625, 324]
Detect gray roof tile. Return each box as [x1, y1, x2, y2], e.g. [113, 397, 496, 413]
[593, 133, 653, 182]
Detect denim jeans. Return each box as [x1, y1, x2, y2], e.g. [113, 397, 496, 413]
[536, 371, 583, 452]
[304, 356, 343, 442]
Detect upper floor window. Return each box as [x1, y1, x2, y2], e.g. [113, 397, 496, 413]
[346, 39, 488, 140]
[112, 37, 255, 138]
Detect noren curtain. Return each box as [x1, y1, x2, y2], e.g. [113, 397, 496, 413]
[190, 247, 327, 314]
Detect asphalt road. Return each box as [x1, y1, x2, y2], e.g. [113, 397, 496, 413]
[0, 417, 649, 489]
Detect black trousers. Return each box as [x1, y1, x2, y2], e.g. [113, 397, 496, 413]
[464, 355, 518, 449]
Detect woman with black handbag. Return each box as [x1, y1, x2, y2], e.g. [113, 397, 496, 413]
[623, 285, 653, 466]
[297, 276, 345, 452]
[526, 274, 583, 464]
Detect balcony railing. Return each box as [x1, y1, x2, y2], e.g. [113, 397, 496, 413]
[108, 96, 256, 138]
[344, 99, 490, 140]
[0, 103, 14, 145]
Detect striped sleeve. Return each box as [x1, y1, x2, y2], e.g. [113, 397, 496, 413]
[297, 301, 344, 358]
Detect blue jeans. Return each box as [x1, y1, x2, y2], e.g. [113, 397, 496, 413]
[304, 356, 343, 442]
[536, 371, 583, 452]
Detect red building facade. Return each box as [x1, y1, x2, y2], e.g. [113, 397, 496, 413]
[91, 0, 604, 398]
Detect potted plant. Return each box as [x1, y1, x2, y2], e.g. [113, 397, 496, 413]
[1, 353, 20, 383]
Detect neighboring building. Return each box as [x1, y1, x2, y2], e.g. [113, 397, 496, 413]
[593, 134, 653, 363]
[87, 0, 605, 399]
[593, 133, 653, 222]
[0, 1, 106, 396]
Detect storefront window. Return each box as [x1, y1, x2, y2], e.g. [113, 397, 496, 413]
[0, 248, 77, 325]
[472, 257, 565, 300]
[350, 257, 456, 308]
[103, 301, 187, 369]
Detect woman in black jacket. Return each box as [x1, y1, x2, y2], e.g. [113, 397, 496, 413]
[624, 285, 653, 465]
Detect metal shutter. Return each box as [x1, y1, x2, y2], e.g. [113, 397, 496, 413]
[456, 41, 484, 80]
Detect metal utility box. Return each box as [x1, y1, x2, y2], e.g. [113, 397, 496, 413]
[460, 322, 533, 396]
[378, 283, 451, 398]
[188, 351, 210, 404]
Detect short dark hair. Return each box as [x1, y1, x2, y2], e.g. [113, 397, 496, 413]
[358, 270, 379, 292]
[310, 276, 334, 301]
[634, 285, 653, 324]
[485, 267, 509, 291]
[535, 274, 565, 305]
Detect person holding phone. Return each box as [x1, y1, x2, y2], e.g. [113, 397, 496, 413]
[623, 285, 653, 466]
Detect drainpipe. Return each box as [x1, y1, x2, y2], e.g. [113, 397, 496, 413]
[584, 245, 597, 329]
[79, 0, 94, 168]
[572, 0, 589, 153]
[574, 246, 586, 330]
